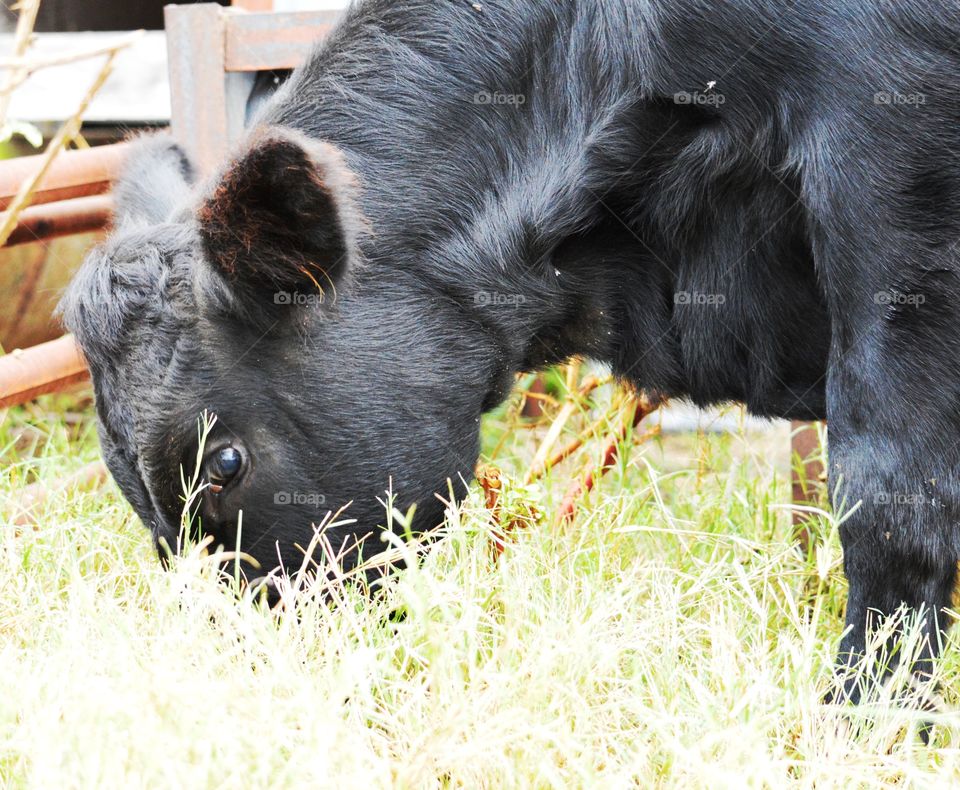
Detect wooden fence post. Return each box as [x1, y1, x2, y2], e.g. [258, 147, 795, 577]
[791, 420, 826, 553]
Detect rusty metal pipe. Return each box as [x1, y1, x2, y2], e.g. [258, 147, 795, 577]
[0, 334, 89, 408]
[0, 141, 130, 211]
[5, 194, 113, 247]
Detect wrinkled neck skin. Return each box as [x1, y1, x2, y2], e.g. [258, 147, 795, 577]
[334, 162, 638, 422]
[351, 233, 635, 422]
[410, 227, 639, 397]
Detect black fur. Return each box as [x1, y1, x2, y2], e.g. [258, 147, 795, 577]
[62, 0, 960, 703]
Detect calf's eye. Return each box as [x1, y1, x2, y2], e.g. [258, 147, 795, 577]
[206, 446, 243, 492]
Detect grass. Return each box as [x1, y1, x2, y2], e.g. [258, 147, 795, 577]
[1, 375, 959, 788]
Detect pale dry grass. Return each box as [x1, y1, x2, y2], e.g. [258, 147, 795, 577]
[1, 388, 959, 788]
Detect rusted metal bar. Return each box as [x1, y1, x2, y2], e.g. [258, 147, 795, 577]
[5, 194, 112, 247]
[224, 11, 341, 72]
[0, 142, 129, 211]
[0, 334, 89, 409]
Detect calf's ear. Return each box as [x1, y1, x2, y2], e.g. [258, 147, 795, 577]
[114, 135, 195, 227]
[196, 126, 360, 306]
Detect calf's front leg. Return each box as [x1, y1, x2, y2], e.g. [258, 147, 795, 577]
[824, 271, 959, 711]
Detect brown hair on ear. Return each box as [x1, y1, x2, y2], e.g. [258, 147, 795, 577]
[196, 126, 361, 302]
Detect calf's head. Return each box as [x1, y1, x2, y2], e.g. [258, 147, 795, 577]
[61, 129, 495, 582]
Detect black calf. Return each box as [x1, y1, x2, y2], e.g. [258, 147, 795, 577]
[62, 0, 960, 704]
